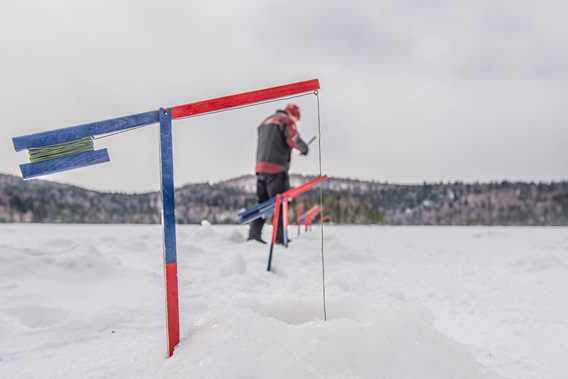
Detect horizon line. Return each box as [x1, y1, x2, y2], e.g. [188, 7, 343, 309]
[1, 171, 567, 195]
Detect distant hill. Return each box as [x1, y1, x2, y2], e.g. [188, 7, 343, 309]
[1, 173, 567, 225]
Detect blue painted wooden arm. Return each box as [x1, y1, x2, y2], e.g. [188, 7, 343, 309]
[13, 111, 159, 151]
[238, 198, 277, 224]
[238, 198, 275, 218]
[13, 110, 161, 179]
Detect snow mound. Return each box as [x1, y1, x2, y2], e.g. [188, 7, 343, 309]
[227, 229, 246, 243]
[219, 253, 247, 276]
[4, 225, 565, 378]
[166, 299, 500, 379]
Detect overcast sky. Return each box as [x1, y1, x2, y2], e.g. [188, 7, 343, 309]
[1, 0, 567, 192]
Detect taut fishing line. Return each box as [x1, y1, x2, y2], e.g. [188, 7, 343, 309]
[315, 91, 327, 321]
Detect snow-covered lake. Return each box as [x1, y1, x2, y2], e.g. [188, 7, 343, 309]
[1, 225, 566, 379]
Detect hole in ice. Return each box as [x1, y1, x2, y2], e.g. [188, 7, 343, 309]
[251, 299, 322, 325]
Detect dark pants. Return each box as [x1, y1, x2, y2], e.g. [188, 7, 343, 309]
[248, 172, 290, 242]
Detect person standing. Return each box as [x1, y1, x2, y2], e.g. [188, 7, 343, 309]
[248, 104, 309, 244]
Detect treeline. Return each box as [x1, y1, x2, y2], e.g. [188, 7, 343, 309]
[1, 173, 567, 225]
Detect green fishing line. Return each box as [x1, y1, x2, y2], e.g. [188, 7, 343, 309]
[28, 137, 94, 163]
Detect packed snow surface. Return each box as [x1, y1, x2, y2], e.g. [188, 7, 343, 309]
[1, 225, 567, 379]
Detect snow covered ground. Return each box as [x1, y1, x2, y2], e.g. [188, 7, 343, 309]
[0, 225, 567, 379]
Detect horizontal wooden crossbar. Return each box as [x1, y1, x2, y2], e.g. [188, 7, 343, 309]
[13, 111, 159, 151]
[171, 79, 320, 119]
[283, 176, 327, 199]
[13, 79, 320, 152]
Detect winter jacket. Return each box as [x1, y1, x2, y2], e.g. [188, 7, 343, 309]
[255, 110, 309, 174]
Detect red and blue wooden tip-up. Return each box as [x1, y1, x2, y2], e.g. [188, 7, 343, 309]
[304, 205, 322, 232]
[236, 176, 327, 271]
[238, 176, 327, 226]
[12, 79, 321, 357]
[265, 176, 328, 271]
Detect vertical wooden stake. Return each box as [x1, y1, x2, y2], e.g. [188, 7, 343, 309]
[282, 196, 289, 248]
[297, 204, 303, 237]
[266, 194, 282, 271]
[159, 108, 180, 357]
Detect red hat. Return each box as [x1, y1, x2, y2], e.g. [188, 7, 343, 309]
[284, 104, 301, 121]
